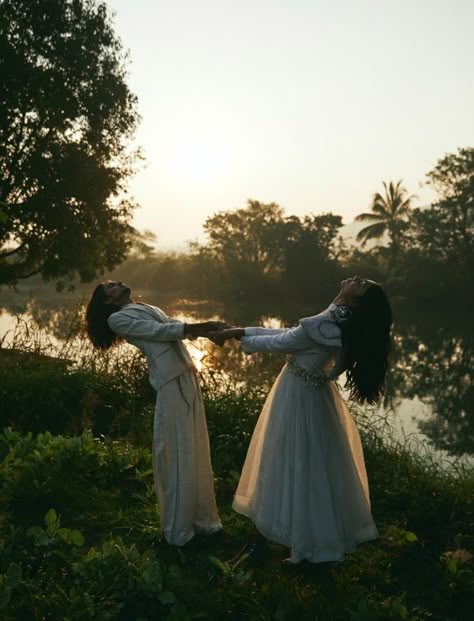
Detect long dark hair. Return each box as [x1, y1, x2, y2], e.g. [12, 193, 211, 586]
[340, 284, 393, 405]
[85, 283, 122, 350]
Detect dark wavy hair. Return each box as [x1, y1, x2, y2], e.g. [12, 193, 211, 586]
[340, 284, 393, 405]
[85, 283, 122, 350]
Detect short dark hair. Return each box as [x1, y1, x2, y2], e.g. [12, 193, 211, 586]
[85, 283, 122, 349]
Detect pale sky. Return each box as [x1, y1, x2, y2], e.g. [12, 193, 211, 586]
[105, 0, 474, 249]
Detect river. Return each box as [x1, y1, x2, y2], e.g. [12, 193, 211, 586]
[0, 288, 472, 470]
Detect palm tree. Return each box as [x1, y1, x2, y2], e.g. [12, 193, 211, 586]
[355, 180, 415, 256]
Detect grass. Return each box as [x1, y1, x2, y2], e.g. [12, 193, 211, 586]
[0, 318, 473, 619]
[1, 409, 473, 620]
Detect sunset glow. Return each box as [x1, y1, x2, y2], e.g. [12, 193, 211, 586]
[106, 0, 474, 248]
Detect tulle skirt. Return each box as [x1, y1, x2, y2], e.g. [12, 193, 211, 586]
[233, 364, 378, 563]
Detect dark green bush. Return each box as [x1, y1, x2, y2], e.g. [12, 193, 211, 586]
[0, 428, 152, 529]
[0, 348, 154, 438]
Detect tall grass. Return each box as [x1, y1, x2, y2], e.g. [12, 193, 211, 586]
[0, 312, 473, 619]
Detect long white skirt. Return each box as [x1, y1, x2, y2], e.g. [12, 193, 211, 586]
[233, 364, 378, 563]
[152, 370, 222, 546]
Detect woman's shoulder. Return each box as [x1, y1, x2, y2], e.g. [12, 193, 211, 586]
[298, 305, 342, 347]
[107, 303, 156, 325]
[115, 303, 163, 316]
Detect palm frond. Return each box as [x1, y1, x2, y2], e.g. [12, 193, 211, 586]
[355, 212, 385, 223]
[356, 222, 387, 245]
[371, 202, 391, 217]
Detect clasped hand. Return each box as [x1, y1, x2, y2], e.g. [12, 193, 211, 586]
[185, 320, 230, 339]
[185, 320, 244, 346]
[210, 327, 245, 347]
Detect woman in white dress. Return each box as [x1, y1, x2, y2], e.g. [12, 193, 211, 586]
[214, 276, 392, 564]
[85, 280, 225, 546]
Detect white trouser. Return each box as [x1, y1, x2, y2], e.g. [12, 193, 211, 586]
[152, 371, 221, 545]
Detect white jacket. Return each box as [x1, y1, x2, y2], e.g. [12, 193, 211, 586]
[107, 303, 196, 390]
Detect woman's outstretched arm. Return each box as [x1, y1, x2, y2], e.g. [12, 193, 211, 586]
[214, 325, 315, 354]
[109, 310, 228, 342]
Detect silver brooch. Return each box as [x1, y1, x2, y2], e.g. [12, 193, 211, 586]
[332, 305, 352, 324]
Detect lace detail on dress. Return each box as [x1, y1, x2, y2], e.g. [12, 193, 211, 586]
[286, 355, 333, 387]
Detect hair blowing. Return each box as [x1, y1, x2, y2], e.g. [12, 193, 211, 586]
[340, 284, 393, 405]
[85, 284, 122, 350]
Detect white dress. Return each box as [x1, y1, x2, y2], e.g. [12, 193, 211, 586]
[233, 303, 378, 563]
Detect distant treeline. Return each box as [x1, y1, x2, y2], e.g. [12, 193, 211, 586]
[111, 148, 473, 313]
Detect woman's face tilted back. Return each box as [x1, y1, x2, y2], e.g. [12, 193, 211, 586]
[102, 280, 132, 306]
[340, 276, 380, 304]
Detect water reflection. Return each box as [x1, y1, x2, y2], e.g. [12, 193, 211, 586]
[0, 295, 472, 461]
[387, 323, 473, 457]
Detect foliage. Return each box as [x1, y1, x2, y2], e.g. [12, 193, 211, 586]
[0, 0, 140, 286]
[355, 180, 415, 264]
[281, 212, 345, 302]
[202, 199, 289, 272]
[2, 141, 468, 311]
[203, 385, 265, 493]
[406, 147, 474, 278]
[0, 322, 473, 619]
[0, 343, 154, 438]
[0, 411, 472, 620]
[0, 428, 151, 530]
[425, 146, 474, 260]
[196, 199, 344, 303]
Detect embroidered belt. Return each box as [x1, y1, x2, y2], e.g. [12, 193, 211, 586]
[286, 355, 332, 387]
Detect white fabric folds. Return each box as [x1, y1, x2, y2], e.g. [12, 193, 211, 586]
[153, 371, 222, 545]
[234, 305, 378, 563]
[108, 303, 221, 545]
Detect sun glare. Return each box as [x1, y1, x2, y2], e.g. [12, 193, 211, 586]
[181, 143, 219, 180]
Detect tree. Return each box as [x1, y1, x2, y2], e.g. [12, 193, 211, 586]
[198, 200, 345, 303]
[198, 200, 297, 297]
[413, 147, 474, 266]
[201, 199, 290, 273]
[0, 0, 140, 287]
[355, 180, 415, 260]
[281, 213, 344, 303]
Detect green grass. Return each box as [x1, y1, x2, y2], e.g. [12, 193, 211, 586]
[0, 412, 473, 620]
[0, 325, 472, 620]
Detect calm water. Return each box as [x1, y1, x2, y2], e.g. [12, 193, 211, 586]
[0, 291, 472, 469]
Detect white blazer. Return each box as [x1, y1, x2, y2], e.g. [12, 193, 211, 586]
[107, 303, 196, 390]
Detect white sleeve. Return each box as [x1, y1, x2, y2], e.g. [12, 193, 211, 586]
[244, 327, 287, 336]
[108, 310, 185, 342]
[241, 325, 315, 354]
[299, 316, 342, 347]
[162, 313, 182, 324]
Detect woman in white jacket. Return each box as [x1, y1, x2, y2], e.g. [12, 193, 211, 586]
[85, 280, 226, 546]
[214, 276, 392, 564]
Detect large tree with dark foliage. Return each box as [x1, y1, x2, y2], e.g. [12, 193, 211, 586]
[0, 0, 140, 286]
[197, 200, 344, 302]
[411, 147, 474, 268]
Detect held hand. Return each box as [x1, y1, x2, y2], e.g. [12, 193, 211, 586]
[184, 320, 232, 339]
[212, 327, 245, 347]
[202, 321, 232, 333]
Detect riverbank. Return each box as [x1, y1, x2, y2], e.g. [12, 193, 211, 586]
[0, 369, 473, 619]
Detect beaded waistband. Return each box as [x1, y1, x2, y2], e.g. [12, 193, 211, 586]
[286, 355, 332, 387]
